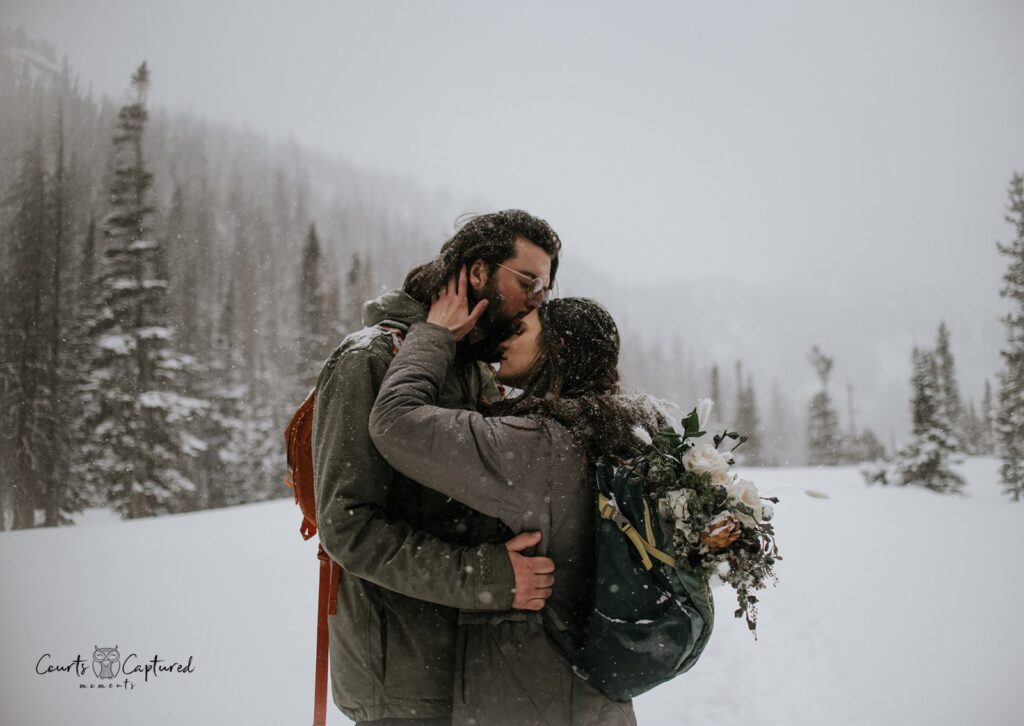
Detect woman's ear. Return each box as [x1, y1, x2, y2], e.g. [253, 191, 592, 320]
[469, 259, 488, 291]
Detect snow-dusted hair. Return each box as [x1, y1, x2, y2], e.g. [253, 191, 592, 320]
[488, 298, 664, 464]
[402, 209, 561, 304]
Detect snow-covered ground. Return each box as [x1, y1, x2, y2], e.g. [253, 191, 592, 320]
[1, 458, 1021, 726]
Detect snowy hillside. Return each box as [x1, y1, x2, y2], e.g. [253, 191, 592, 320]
[1, 458, 1021, 726]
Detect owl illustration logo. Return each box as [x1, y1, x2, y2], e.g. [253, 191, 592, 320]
[92, 646, 120, 679]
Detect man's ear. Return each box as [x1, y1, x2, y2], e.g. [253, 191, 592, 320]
[469, 259, 488, 291]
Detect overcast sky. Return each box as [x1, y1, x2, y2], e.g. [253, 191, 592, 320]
[6, 0, 1023, 294]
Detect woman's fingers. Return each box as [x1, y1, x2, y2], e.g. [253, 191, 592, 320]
[464, 299, 489, 330]
[426, 267, 486, 341]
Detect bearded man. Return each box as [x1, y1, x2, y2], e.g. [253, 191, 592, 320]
[313, 210, 562, 725]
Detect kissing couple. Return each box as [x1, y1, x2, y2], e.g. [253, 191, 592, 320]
[313, 210, 667, 726]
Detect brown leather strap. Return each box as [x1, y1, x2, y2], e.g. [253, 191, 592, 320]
[314, 546, 340, 726]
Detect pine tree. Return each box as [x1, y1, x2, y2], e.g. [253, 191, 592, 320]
[709, 364, 722, 428]
[297, 222, 331, 384]
[980, 379, 996, 455]
[224, 176, 259, 385]
[996, 172, 1024, 501]
[962, 398, 981, 455]
[198, 282, 251, 508]
[840, 384, 885, 463]
[1, 136, 50, 528]
[733, 362, 763, 465]
[83, 63, 202, 519]
[934, 321, 965, 451]
[188, 170, 216, 352]
[895, 347, 965, 493]
[77, 215, 96, 311]
[766, 379, 790, 466]
[68, 215, 100, 509]
[854, 429, 886, 463]
[164, 183, 192, 346]
[42, 105, 82, 525]
[807, 345, 841, 465]
[340, 251, 375, 335]
[845, 383, 857, 458]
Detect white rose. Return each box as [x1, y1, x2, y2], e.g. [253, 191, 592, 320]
[727, 477, 762, 528]
[661, 489, 691, 523]
[682, 442, 732, 481]
[710, 468, 735, 489]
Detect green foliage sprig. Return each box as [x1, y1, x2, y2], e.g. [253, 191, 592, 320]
[633, 406, 782, 636]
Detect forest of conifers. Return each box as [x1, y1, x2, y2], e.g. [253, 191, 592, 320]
[9, 27, 992, 528]
[0, 29, 463, 527]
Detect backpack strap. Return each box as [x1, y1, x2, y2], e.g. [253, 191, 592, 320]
[314, 545, 341, 726]
[598, 494, 676, 570]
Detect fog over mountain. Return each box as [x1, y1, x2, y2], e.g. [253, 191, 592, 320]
[565, 265, 1007, 447]
[3, 0, 1022, 451]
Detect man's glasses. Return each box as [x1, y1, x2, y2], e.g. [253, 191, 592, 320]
[496, 263, 552, 300]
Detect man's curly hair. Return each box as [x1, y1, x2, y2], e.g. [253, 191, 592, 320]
[403, 210, 562, 304]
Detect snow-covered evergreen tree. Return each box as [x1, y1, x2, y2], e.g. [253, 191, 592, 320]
[840, 384, 886, 463]
[842, 383, 858, 463]
[297, 222, 332, 384]
[164, 183, 194, 348]
[765, 379, 790, 466]
[339, 250, 375, 336]
[933, 321, 965, 451]
[82, 63, 203, 519]
[0, 39, 497, 519]
[196, 282, 251, 507]
[894, 347, 965, 493]
[962, 398, 978, 454]
[853, 429, 886, 463]
[1, 136, 50, 528]
[996, 172, 1024, 501]
[67, 215, 105, 510]
[41, 108, 82, 525]
[807, 345, 841, 465]
[980, 379, 996, 455]
[733, 362, 764, 465]
[709, 364, 722, 426]
[844, 383, 857, 459]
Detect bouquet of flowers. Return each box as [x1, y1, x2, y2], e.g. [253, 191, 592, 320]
[634, 399, 781, 636]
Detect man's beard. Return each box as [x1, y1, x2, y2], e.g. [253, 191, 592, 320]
[462, 278, 521, 363]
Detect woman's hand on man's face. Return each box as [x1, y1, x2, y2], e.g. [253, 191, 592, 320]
[427, 266, 489, 342]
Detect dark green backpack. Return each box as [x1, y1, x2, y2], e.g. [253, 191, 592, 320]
[546, 456, 715, 702]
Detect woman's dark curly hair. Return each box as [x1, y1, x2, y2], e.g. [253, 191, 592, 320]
[488, 297, 662, 464]
[403, 210, 562, 304]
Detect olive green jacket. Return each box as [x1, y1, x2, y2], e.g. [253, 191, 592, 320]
[369, 322, 637, 726]
[312, 291, 516, 723]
